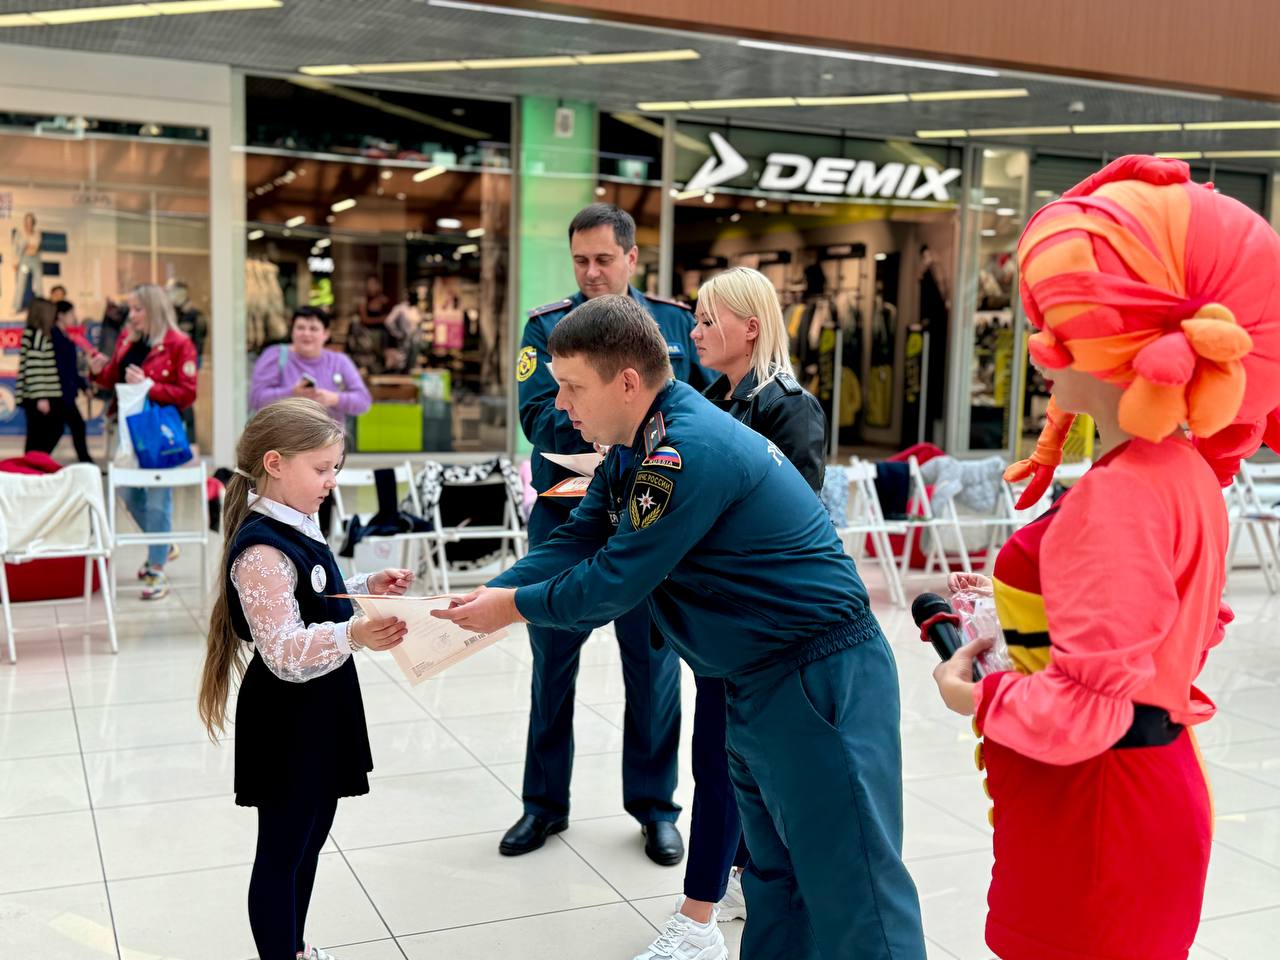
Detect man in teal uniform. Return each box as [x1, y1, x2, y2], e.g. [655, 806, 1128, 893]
[440, 295, 926, 960]
[508, 203, 713, 863]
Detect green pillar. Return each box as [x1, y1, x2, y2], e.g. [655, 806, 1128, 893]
[515, 96, 597, 454]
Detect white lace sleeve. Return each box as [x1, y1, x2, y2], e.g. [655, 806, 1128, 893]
[345, 572, 371, 595]
[230, 544, 353, 683]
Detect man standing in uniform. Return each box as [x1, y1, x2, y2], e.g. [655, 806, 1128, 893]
[439, 295, 926, 960]
[506, 203, 712, 863]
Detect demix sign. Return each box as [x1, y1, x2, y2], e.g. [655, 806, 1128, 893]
[685, 131, 960, 202]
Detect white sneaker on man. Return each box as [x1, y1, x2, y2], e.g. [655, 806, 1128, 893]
[633, 909, 727, 960]
[716, 869, 747, 922]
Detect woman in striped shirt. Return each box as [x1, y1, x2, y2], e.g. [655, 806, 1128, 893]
[15, 297, 64, 454]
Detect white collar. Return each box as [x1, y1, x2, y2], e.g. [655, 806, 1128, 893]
[249, 493, 325, 544]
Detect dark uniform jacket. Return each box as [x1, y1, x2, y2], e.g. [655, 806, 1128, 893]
[705, 367, 827, 493]
[490, 380, 877, 679]
[517, 285, 713, 496]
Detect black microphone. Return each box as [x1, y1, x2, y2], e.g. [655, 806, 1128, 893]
[912, 592, 983, 680]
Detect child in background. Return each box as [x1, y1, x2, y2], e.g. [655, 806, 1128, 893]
[198, 397, 412, 960]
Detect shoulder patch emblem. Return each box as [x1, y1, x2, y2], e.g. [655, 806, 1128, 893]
[641, 445, 682, 471]
[516, 346, 538, 382]
[629, 471, 673, 529]
[182, 360, 197, 377]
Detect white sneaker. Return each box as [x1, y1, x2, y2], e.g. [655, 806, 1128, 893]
[633, 910, 727, 960]
[297, 946, 338, 960]
[716, 869, 747, 922]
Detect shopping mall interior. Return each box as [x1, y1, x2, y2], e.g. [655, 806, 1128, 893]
[0, 2, 1278, 959]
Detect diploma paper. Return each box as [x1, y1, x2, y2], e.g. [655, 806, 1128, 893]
[539, 450, 605, 477]
[541, 475, 593, 498]
[336, 594, 505, 685]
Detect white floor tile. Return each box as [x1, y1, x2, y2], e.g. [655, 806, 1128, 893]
[1214, 805, 1280, 869]
[443, 707, 622, 766]
[1206, 760, 1280, 814]
[1196, 905, 1280, 959]
[399, 902, 657, 960]
[0, 708, 80, 760]
[76, 698, 217, 752]
[360, 681, 433, 726]
[109, 853, 388, 960]
[0, 882, 117, 959]
[0, 811, 102, 894]
[317, 939, 406, 960]
[910, 849, 995, 960]
[407, 669, 533, 719]
[366, 717, 478, 778]
[95, 795, 258, 880]
[0, 667, 72, 713]
[345, 832, 620, 935]
[902, 791, 992, 862]
[83, 739, 234, 808]
[0, 753, 89, 817]
[556, 814, 684, 901]
[330, 767, 517, 849]
[489, 751, 629, 822]
[1201, 842, 1280, 920]
[67, 656, 203, 708]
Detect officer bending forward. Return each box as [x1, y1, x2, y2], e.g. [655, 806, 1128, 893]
[435, 295, 926, 960]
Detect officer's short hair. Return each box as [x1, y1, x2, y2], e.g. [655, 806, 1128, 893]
[548, 294, 671, 388]
[568, 203, 636, 252]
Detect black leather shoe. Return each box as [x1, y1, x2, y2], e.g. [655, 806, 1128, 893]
[499, 813, 568, 856]
[642, 820, 685, 866]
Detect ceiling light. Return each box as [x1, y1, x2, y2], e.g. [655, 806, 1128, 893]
[702, 193, 716, 203]
[33, 4, 157, 24]
[300, 64, 358, 76]
[916, 129, 968, 139]
[1034, 189, 1056, 198]
[687, 97, 797, 110]
[674, 188, 706, 201]
[794, 94, 908, 106]
[969, 125, 1072, 136]
[285, 215, 305, 228]
[2, 0, 281, 27]
[456, 243, 480, 255]
[908, 88, 1029, 102]
[1156, 151, 1204, 159]
[755, 199, 767, 209]
[729, 213, 741, 222]
[577, 49, 699, 65]
[981, 228, 998, 237]
[379, 170, 393, 180]
[1071, 123, 1181, 134]
[149, 0, 280, 12]
[874, 252, 887, 261]
[437, 218, 463, 229]
[595, 186, 607, 196]
[737, 39, 999, 77]
[427, 0, 591, 23]
[459, 55, 577, 69]
[330, 198, 357, 213]
[466, 227, 485, 238]
[247, 229, 264, 241]
[395, 192, 406, 200]
[281, 229, 291, 237]
[981, 197, 1001, 205]
[315, 237, 331, 248]
[1182, 120, 1280, 131]
[413, 166, 446, 182]
[638, 101, 692, 111]
[996, 208, 1017, 216]
[0, 14, 40, 25]
[352, 60, 463, 73]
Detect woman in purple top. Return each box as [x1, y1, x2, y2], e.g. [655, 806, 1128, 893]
[250, 308, 372, 538]
[250, 307, 372, 421]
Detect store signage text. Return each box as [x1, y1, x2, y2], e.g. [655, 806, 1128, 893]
[686, 131, 960, 202]
[308, 256, 335, 274]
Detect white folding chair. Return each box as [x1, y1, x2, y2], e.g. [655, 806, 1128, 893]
[0, 464, 117, 663]
[107, 462, 210, 606]
[1227, 459, 1280, 591]
[834, 459, 908, 607]
[416, 459, 528, 594]
[332, 462, 441, 592]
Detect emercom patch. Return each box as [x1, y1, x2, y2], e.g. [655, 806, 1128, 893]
[629, 470, 674, 529]
[516, 346, 537, 382]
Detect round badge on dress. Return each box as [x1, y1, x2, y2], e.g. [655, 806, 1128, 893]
[310, 564, 327, 593]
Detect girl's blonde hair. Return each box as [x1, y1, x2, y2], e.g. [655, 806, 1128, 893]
[131, 283, 180, 345]
[197, 399, 345, 740]
[697, 266, 793, 394]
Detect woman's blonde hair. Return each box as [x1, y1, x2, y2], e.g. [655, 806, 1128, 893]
[131, 283, 180, 345]
[197, 399, 345, 740]
[697, 267, 793, 394]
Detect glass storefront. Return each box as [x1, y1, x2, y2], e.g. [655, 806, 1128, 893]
[0, 115, 211, 455]
[669, 120, 961, 454]
[243, 78, 512, 454]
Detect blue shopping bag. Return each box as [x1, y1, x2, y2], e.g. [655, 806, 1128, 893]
[126, 401, 193, 469]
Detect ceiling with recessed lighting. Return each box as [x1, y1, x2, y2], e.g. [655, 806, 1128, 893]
[3, 0, 1280, 168]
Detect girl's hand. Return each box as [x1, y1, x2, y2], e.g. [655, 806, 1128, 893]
[351, 615, 406, 651]
[932, 638, 993, 716]
[124, 364, 146, 384]
[948, 572, 993, 595]
[36, 399, 50, 414]
[369, 568, 413, 596]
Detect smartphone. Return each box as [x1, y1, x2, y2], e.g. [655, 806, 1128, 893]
[300, 373, 317, 388]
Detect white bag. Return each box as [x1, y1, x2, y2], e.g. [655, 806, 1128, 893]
[114, 378, 154, 467]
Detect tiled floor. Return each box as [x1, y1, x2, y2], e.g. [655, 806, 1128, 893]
[2, 546, 1279, 960]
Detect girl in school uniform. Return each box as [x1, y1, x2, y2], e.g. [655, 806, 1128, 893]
[199, 397, 412, 960]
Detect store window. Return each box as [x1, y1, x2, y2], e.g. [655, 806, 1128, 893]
[595, 111, 664, 294]
[244, 78, 512, 453]
[0, 115, 211, 455]
[672, 121, 960, 454]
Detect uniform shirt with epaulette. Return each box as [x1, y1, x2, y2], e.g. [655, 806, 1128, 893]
[516, 285, 714, 496]
[489, 379, 877, 679]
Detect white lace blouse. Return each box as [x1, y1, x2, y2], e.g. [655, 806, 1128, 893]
[231, 495, 370, 684]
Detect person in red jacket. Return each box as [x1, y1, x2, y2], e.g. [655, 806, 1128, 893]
[90, 283, 197, 600]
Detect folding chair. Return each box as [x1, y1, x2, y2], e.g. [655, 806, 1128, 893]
[331, 461, 441, 592]
[833, 460, 908, 607]
[0, 464, 117, 663]
[107, 462, 210, 606]
[413, 458, 528, 593]
[1227, 459, 1280, 591]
